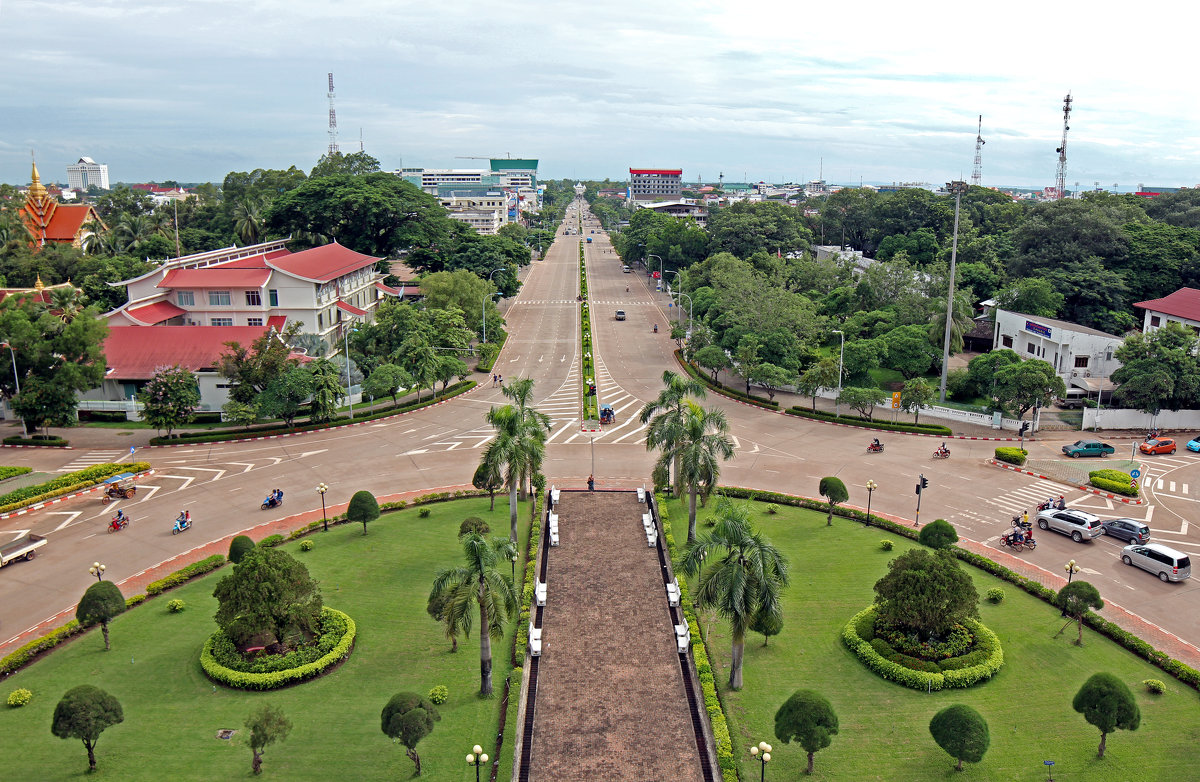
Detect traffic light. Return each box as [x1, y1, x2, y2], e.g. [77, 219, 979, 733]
[916, 475, 928, 495]
[1019, 421, 1030, 435]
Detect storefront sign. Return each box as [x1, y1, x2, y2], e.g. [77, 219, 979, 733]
[1025, 320, 1052, 338]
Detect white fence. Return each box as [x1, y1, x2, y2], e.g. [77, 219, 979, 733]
[807, 387, 1029, 431]
[1083, 407, 1200, 431]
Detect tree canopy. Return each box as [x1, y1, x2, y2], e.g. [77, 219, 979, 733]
[929, 704, 989, 771]
[873, 548, 979, 638]
[774, 689, 839, 775]
[1072, 672, 1140, 759]
[381, 691, 441, 776]
[212, 547, 323, 647]
[51, 685, 124, 772]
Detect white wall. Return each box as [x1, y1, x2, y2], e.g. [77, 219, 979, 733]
[1083, 407, 1200, 431]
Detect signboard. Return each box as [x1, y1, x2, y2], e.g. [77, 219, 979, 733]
[892, 391, 901, 409]
[1025, 320, 1052, 338]
[1131, 469, 1141, 479]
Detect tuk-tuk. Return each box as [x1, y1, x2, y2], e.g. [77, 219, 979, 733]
[101, 472, 137, 503]
[599, 404, 615, 424]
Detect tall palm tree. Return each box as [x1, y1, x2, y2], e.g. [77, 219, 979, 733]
[79, 219, 111, 255]
[50, 287, 86, 323]
[501, 377, 551, 498]
[928, 289, 975, 356]
[679, 499, 790, 690]
[640, 370, 707, 496]
[480, 404, 547, 542]
[232, 196, 266, 245]
[429, 533, 518, 696]
[657, 401, 735, 544]
[114, 214, 156, 253]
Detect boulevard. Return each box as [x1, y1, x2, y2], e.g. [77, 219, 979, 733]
[2, 205, 1198, 666]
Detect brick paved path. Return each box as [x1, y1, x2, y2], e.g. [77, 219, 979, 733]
[529, 490, 704, 781]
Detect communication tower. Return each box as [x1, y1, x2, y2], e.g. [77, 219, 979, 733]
[327, 73, 339, 156]
[971, 115, 985, 187]
[1054, 93, 1072, 200]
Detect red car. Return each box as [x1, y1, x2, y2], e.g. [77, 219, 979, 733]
[1139, 438, 1176, 455]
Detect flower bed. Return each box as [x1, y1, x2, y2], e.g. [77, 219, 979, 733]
[200, 607, 356, 690]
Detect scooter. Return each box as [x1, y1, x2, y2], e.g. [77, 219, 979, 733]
[108, 514, 129, 533]
[999, 530, 1036, 551]
[867, 442, 885, 453]
[172, 514, 192, 535]
[261, 495, 284, 510]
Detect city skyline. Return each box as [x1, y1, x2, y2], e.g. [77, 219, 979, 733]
[2, 1, 1198, 190]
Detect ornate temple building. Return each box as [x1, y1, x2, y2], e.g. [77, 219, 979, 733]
[18, 159, 104, 249]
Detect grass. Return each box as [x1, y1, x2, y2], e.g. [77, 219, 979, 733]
[667, 497, 1200, 780]
[0, 497, 530, 781]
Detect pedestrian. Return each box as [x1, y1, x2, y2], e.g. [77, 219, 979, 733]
[492, 373, 497, 387]
[587, 475, 595, 492]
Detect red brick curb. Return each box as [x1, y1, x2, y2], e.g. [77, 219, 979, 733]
[988, 459, 1143, 504]
[0, 469, 157, 520]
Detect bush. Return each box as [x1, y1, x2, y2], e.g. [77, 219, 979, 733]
[880, 539, 894, 551]
[3, 435, 68, 447]
[167, 599, 186, 613]
[1090, 469, 1139, 497]
[428, 685, 449, 705]
[994, 447, 1028, 466]
[259, 534, 284, 548]
[986, 587, 1005, 603]
[1143, 678, 1166, 694]
[146, 554, 226, 595]
[459, 516, 490, 537]
[228, 535, 255, 563]
[0, 462, 151, 513]
[784, 406, 952, 435]
[7, 687, 32, 707]
[418, 508, 431, 518]
[201, 608, 355, 690]
[764, 503, 779, 514]
[299, 539, 314, 552]
[0, 466, 33, 481]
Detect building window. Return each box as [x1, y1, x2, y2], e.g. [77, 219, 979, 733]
[247, 317, 263, 326]
[211, 317, 233, 326]
[1074, 356, 1089, 368]
[1027, 341, 1036, 355]
[1149, 315, 1160, 327]
[318, 313, 323, 329]
[176, 290, 194, 306]
[208, 290, 231, 306]
[1001, 335, 1013, 348]
[245, 290, 262, 306]
[268, 289, 278, 306]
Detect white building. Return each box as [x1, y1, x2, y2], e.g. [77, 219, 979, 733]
[633, 200, 708, 227]
[66, 157, 109, 190]
[628, 169, 682, 202]
[992, 309, 1123, 391]
[1134, 288, 1200, 335]
[440, 191, 508, 235]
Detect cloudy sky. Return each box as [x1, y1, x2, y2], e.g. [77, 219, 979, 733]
[3, 0, 1198, 190]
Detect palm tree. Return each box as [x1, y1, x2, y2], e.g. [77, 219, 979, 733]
[501, 378, 551, 498]
[429, 533, 518, 696]
[232, 196, 266, 245]
[114, 214, 156, 253]
[928, 289, 975, 356]
[50, 288, 86, 323]
[640, 370, 707, 496]
[656, 401, 735, 543]
[480, 404, 547, 542]
[679, 499, 790, 690]
[79, 219, 112, 255]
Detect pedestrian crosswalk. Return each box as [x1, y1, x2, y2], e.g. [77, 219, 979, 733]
[56, 450, 126, 472]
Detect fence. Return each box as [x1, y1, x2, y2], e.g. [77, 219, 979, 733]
[1083, 407, 1200, 431]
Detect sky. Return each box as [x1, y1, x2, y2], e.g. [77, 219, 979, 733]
[3, 0, 1199, 190]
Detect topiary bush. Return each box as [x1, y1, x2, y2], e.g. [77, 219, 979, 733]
[299, 539, 314, 552]
[228, 535, 255, 564]
[1090, 469, 1139, 497]
[200, 608, 355, 690]
[880, 539, 894, 551]
[428, 685, 449, 705]
[1143, 678, 1166, 694]
[167, 599, 186, 613]
[7, 687, 32, 707]
[986, 587, 1005, 603]
[458, 517, 489, 537]
[994, 447, 1028, 466]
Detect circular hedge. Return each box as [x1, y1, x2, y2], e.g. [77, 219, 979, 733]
[200, 607, 356, 690]
[841, 605, 1003, 691]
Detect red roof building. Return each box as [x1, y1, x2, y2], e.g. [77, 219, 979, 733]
[17, 160, 104, 249]
[1134, 288, 1200, 334]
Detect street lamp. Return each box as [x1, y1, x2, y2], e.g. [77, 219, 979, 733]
[938, 180, 969, 402]
[482, 292, 502, 344]
[0, 341, 27, 436]
[647, 253, 663, 286]
[1061, 559, 1080, 616]
[510, 552, 517, 582]
[89, 562, 106, 581]
[466, 744, 488, 782]
[865, 479, 878, 525]
[749, 741, 772, 782]
[832, 330, 845, 417]
[316, 483, 329, 532]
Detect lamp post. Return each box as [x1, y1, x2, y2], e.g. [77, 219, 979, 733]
[865, 479, 878, 525]
[89, 562, 106, 581]
[510, 552, 517, 582]
[0, 341, 27, 436]
[466, 745, 488, 782]
[647, 253, 663, 287]
[316, 483, 329, 532]
[1061, 559, 1080, 616]
[481, 292, 502, 344]
[749, 741, 772, 782]
[938, 180, 969, 402]
[832, 330, 845, 417]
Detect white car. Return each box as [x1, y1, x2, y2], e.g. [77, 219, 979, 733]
[1036, 508, 1104, 543]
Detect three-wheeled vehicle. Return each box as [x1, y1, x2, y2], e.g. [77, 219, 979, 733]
[101, 472, 137, 503]
[599, 404, 615, 424]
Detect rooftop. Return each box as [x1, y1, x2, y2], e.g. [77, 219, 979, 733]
[1134, 288, 1200, 322]
[102, 325, 273, 379]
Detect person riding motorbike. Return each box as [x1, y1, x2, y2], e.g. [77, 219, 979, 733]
[110, 509, 128, 530]
[1054, 495, 1067, 510]
[869, 438, 883, 452]
[653, 323, 658, 333]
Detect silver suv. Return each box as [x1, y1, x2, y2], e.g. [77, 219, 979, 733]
[1036, 508, 1104, 543]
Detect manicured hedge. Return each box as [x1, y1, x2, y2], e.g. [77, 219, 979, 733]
[0, 466, 32, 481]
[785, 406, 953, 435]
[0, 462, 151, 513]
[994, 447, 1028, 466]
[0, 620, 82, 675]
[200, 608, 356, 690]
[146, 554, 226, 595]
[674, 351, 779, 409]
[3, 435, 69, 447]
[476, 332, 508, 373]
[1090, 469, 1139, 497]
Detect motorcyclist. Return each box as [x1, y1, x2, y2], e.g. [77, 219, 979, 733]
[871, 438, 882, 450]
[653, 324, 658, 333]
[1054, 495, 1067, 510]
[112, 509, 127, 528]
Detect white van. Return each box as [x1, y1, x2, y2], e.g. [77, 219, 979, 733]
[1121, 543, 1191, 582]
[1057, 389, 1088, 409]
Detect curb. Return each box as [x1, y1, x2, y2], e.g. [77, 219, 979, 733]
[988, 459, 1143, 504]
[1, 443, 75, 450]
[0, 469, 157, 520]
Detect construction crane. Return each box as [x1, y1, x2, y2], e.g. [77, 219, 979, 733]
[1054, 93, 1072, 200]
[971, 115, 985, 187]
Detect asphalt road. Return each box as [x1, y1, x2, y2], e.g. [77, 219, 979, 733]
[2, 202, 1198, 660]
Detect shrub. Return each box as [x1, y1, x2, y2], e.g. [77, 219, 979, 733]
[228, 535, 255, 563]
[418, 508, 431, 518]
[880, 540, 894, 551]
[764, 503, 779, 514]
[459, 516, 489, 537]
[258, 534, 284, 548]
[201, 608, 355, 690]
[1090, 469, 1139, 497]
[918, 519, 959, 550]
[428, 685, 449, 705]
[994, 447, 1027, 466]
[167, 599, 186, 613]
[1143, 679, 1166, 694]
[146, 554, 226, 595]
[0, 462, 151, 513]
[7, 687, 32, 707]
[125, 594, 146, 608]
[299, 539, 314, 552]
[986, 587, 1005, 603]
[3, 435, 68, 447]
[0, 466, 33, 481]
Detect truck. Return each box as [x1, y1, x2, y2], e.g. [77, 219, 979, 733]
[1, 533, 47, 567]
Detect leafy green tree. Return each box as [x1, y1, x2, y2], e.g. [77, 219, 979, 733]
[899, 377, 935, 422]
[309, 150, 381, 178]
[749, 362, 793, 401]
[217, 321, 303, 403]
[655, 401, 735, 543]
[1057, 580, 1104, 646]
[874, 548, 979, 638]
[837, 386, 887, 420]
[362, 362, 411, 406]
[435, 355, 469, 392]
[75, 580, 126, 651]
[993, 359, 1066, 419]
[228, 535, 255, 564]
[994, 277, 1064, 317]
[774, 689, 839, 775]
[1009, 199, 1130, 279]
[881, 325, 936, 379]
[680, 500, 789, 689]
[429, 533, 518, 696]
[398, 332, 440, 403]
[212, 547, 323, 647]
[419, 269, 510, 334]
[256, 365, 314, 429]
[733, 335, 762, 395]
[137, 364, 200, 437]
[51, 685, 124, 772]
[929, 704, 989, 771]
[245, 703, 292, 775]
[472, 459, 503, 512]
[966, 349, 1022, 405]
[841, 338, 888, 386]
[750, 607, 783, 647]
[927, 289, 976, 357]
[1111, 322, 1200, 412]
[707, 200, 813, 259]
[221, 399, 259, 429]
[798, 357, 839, 411]
[694, 345, 731, 383]
[1072, 673, 1140, 758]
[425, 588, 458, 652]
[640, 370, 707, 499]
[306, 357, 344, 422]
[918, 518, 959, 550]
[381, 691, 441, 776]
[818, 476, 848, 526]
[346, 490, 380, 535]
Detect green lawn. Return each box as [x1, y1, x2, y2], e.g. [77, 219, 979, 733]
[666, 498, 1200, 780]
[1, 497, 530, 781]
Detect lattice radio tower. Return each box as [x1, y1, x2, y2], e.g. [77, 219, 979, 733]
[326, 73, 340, 156]
[971, 115, 985, 187]
[1054, 92, 1072, 199]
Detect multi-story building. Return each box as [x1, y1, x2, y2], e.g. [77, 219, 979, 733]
[439, 191, 508, 235]
[628, 169, 682, 202]
[66, 157, 109, 190]
[992, 309, 1123, 390]
[633, 200, 708, 227]
[1135, 288, 1200, 335]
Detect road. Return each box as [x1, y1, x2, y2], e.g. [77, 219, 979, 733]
[3, 201, 1199, 662]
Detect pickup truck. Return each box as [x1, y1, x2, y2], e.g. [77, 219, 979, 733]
[1, 533, 47, 567]
[1062, 440, 1115, 458]
[1037, 509, 1104, 543]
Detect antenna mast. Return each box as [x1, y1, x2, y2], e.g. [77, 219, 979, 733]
[327, 73, 340, 156]
[971, 115, 985, 187]
[1054, 93, 1072, 200]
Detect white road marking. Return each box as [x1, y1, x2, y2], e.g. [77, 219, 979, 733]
[176, 466, 226, 482]
[226, 462, 256, 473]
[49, 512, 82, 532]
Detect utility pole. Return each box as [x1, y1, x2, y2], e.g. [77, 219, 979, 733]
[938, 181, 969, 402]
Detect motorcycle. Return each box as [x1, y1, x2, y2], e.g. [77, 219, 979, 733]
[999, 531, 1036, 551]
[1146, 429, 1159, 442]
[867, 442, 885, 453]
[261, 495, 284, 510]
[171, 514, 192, 535]
[108, 515, 129, 533]
[933, 447, 950, 459]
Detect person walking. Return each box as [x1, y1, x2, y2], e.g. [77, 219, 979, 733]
[587, 475, 595, 492]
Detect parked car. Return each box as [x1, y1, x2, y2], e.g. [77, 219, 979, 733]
[1062, 440, 1115, 458]
[1139, 438, 1177, 455]
[1101, 518, 1151, 544]
[622, 265, 631, 273]
[1037, 508, 1104, 542]
[1121, 543, 1191, 582]
[615, 310, 626, 321]
[1186, 435, 1200, 453]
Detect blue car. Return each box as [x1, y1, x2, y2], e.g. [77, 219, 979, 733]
[1188, 436, 1200, 453]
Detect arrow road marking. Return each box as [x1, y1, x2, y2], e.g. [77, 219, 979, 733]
[177, 466, 226, 482]
[49, 512, 82, 532]
[226, 462, 256, 473]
